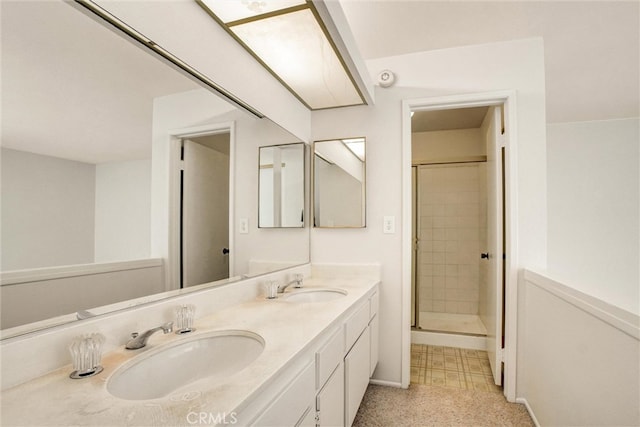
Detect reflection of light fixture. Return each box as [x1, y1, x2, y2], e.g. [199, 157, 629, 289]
[342, 137, 365, 161]
[197, 0, 365, 110]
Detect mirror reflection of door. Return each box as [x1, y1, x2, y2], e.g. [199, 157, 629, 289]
[181, 133, 230, 288]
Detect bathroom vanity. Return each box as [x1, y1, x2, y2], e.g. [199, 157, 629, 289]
[0, 269, 379, 426]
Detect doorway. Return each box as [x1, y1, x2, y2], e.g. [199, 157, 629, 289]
[168, 122, 235, 292]
[410, 105, 505, 389]
[180, 133, 230, 288]
[401, 91, 518, 401]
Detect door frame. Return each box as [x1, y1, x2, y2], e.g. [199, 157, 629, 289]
[401, 91, 519, 401]
[168, 122, 236, 290]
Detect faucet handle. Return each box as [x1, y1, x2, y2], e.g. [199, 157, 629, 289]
[162, 322, 174, 333]
[130, 332, 139, 339]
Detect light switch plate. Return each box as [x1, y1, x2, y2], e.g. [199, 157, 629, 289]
[239, 218, 249, 234]
[383, 216, 395, 234]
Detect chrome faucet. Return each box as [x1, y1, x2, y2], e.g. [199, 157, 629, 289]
[277, 274, 304, 294]
[125, 322, 174, 350]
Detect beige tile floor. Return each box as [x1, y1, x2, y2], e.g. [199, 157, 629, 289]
[410, 344, 502, 392]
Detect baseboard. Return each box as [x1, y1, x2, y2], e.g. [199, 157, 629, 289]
[369, 379, 403, 388]
[411, 330, 487, 350]
[516, 397, 541, 427]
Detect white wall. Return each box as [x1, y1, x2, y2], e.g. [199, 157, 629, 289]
[1, 148, 95, 270]
[233, 110, 309, 275]
[311, 38, 547, 385]
[412, 128, 485, 163]
[94, 159, 151, 262]
[547, 118, 639, 314]
[518, 270, 639, 426]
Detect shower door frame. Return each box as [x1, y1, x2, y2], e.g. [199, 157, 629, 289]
[412, 161, 487, 333]
[401, 91, 519, 402]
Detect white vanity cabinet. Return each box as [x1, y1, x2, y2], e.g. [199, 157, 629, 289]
[344, 291, 379, 427]
[243, 288, 380, 427]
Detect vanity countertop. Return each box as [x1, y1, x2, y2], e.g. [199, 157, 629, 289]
[0, 276, 379, 426]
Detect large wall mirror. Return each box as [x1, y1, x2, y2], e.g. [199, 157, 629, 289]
[0, 1, 309, 336]
[259, 143, 305, 228]
[313, 137, 366, 228]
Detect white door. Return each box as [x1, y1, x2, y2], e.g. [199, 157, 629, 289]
[182, 137, 230, 287]
[483, 106, 504, 386]
[411, 166, 418, 327]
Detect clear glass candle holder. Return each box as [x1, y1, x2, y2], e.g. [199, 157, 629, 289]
[69, 333, 105, 379]
[264, 280, 278, 299]
[175, 304, 196, 334]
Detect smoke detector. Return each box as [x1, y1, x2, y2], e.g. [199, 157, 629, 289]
[377, 70, 395, 88]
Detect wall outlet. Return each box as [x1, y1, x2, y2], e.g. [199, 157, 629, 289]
[239, 218, 249, 234]
[383, 216, 395, 234]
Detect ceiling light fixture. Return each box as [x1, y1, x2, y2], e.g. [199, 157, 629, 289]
[197, 0, 366, 110]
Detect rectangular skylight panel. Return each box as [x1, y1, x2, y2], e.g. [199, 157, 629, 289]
[199, 0, 306, 23]
[231, 9, 362, 109]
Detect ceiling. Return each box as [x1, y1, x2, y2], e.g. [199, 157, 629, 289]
[339, 0, 640, 124]
[3, 1, 637, 165]
[1, 1, 200, 164]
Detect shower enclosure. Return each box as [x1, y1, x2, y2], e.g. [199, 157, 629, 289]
[412, 162, 487, 336]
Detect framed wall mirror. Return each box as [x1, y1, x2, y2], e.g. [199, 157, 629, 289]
[313, 137, 366, 228]
[259, 143, 305, 228]
[0, 0, 310, 337]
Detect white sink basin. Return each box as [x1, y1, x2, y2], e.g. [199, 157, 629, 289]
[283, 288, 347, 303]
[107, 330, 264, 400]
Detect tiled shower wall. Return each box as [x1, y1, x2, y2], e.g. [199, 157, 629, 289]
[417, 164, 486, 315]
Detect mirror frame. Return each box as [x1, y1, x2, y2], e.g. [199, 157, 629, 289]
[312, 137, 366, 229]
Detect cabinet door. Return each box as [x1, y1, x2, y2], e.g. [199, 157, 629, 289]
[317, 362, 344, 427]
[369, 314, 379, 377]
[296, 407, 317, 427]
[344, 327, 370, 427]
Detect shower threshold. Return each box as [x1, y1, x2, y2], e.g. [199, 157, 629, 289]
[415, 312, 487, 336]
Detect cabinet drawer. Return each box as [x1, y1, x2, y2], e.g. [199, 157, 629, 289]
[316, 327, 344, 389]
[252, 361, 315, 427]
[345, 301, 370, 352]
